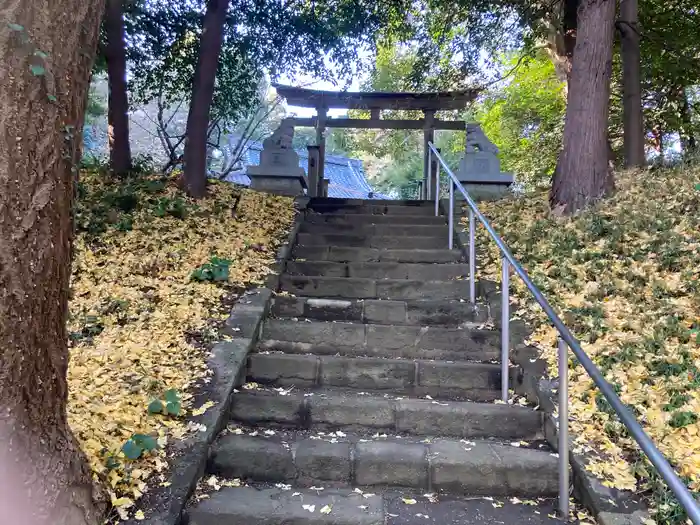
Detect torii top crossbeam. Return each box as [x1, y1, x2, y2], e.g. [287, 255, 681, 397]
[272, 83, 480, 111]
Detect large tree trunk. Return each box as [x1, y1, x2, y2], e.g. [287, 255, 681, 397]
[550, 0, 616, 214]
[105, 0, 132, 173]
[0, 1, 107, 524]
[619, 0, 645, 167]
[182, 0, 229, 198]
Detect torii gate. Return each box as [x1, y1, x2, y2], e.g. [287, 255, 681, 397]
[272, 83, 480, 198]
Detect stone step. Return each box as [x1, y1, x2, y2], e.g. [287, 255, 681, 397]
[261, 319, 499, 356]
[292, 245, 463, 263]
[309, 203, 436, 216]
[246, 352, 501, 401]
[209, 433, 559, 497]
[230, 387, 543, 440]
[279, 275, 473, 300]
[305, 212, 447, 226]
[258, 339, 495, 363]
[286, 261, 469, 281]
[188, 485, 570, 525]
[296, 233, 448, 250]
[188, 486, 384, 525]
[382, 493, 569, 525]
[271, 296, 490, 327]
[310, 197, 428, 207]
[299, 222, 448, 237]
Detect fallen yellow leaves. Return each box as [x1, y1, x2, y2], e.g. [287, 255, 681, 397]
[467, 166, 700, 522]
[67, 172, 294, 520]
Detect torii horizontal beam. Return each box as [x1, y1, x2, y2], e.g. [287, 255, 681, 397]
[273, 83, 480, 111]
[287, 117, 466, 131]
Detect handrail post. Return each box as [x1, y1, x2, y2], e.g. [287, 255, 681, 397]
[558, 337, 570, 518]
[469, 208, 476, 304]
[434, 154, 440, 216]
[426, 149, 431, 201]
[448, 180, 454, 249]
[501, 257, 509, 402]
[428, 148, 431, 203]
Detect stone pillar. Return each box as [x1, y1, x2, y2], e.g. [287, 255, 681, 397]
[423, 110, 435, 200]
[247, 118, 308, 196]
[457, 123, 514, 201]
[307, 145, 320, 197]
[316, 106, 327, 183]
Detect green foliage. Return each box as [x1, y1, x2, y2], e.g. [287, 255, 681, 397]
[85, 85, 106, 123]
[147, 388, 181, 417]
[154, 196, 188, 219]
[668, 411, 698, 429]
[29, 64, 45, 76]
[69, 314, 105, 344]
[473, 52, 565, 189]
[75, 170, 184, 238]
[125, 0, 410, 132]
[121, 433, 159, 460]
[191, 256, 232, 282]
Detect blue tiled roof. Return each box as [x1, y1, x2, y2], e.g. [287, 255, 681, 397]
[225, 140, 389, 199]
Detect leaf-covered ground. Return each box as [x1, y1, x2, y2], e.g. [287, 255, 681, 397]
[67, 170, 294, 521]
[467, 167, 700, 524]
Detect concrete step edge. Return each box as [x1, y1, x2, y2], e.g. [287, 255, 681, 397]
[209, 433, 559, 496]
[279, 275, 478, 300]
[230, 386, 543, 440]
[305, 213, 448, 225]
[261, 318, 501, 352]
[256, 339, 498, 364]
[291, 246, 464, 263]
[187, 486, 384, 525]
[297, 232, 447, 242]
[247, 351, 501, 401]
[270, 295, 492, 327]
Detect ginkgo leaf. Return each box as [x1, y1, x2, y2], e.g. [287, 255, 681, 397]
[402, 498, 417, 505]
[320, 505, 332, 514]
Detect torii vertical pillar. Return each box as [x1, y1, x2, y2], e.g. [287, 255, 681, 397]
[423, 110, 435, 200]
[316, 106, 327, 186]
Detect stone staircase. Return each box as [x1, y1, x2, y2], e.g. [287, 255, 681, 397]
[188, 199, 568, 525]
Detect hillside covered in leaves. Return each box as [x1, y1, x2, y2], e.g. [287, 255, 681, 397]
[66, 168, 294, 520]
[470, 166, 700, 523]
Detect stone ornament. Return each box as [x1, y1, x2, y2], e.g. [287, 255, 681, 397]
[457, 123, 513, 201]
[247, 118, 307, 196]
[465, 123, 499, 155]
[259, 118, 300, 169]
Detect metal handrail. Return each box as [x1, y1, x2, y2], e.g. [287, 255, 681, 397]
[427, 142, 700, 522]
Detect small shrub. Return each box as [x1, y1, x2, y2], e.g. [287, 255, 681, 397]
[121, 433, 159, 460]
[668, 411, 698, 429]
[191, 256, 232, 282]
[147, 388, 181, 417]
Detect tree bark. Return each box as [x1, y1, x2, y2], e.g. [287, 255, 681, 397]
[105, 0, 132, 173]
[0, 1, 107, 524]
[550, 0, 616, 214]
[544, 0, 579, 90]
[182, 0, 229, 198]
[619, 0, 645, 167]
